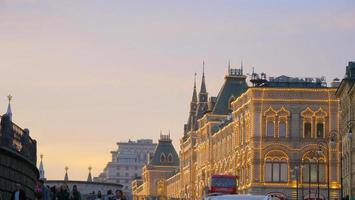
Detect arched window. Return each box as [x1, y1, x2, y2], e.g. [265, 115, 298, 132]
[160, 153, 166, 162]
[267, 121, 275, 137]
[302, 154, 326, 183]
[279, 121, 286, 137]
[167, 153, 173, 162]
[264, 158, 288, 182]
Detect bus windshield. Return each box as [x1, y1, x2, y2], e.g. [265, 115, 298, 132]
[211, 176, 236, 188]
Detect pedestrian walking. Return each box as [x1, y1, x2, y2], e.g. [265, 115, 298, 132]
[11, 184, 26, 200]
[56, 184, 70, 200]
[70, 185, 81, 200]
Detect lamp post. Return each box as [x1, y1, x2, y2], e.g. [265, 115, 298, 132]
[301, 164, 304, 200]
[345, 120, 355, 200]
[315, 130, 337, 200]
[293, 166, 299, 200]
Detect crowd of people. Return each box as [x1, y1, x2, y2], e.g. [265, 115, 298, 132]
[3, 181, 127, 200]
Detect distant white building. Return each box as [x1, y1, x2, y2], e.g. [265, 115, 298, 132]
[94, 139, 157, 196]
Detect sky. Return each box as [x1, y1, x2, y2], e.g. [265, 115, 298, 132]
[0, 0, 354, 180]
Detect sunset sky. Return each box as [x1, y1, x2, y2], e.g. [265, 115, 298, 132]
[0, 0, 353, 180]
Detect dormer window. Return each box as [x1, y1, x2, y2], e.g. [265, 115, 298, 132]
[167, 153, 173, 162]
[160, 153, 166, 162]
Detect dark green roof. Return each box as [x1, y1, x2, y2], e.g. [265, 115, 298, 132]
[212, 75, 248, 115]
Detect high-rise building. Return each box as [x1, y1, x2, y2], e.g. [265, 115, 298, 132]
[95, 139, 157, 196]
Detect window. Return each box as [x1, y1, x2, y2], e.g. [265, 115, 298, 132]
[302, 159, 326, 183]
[267, 121, 275, 137]
[265, 159, 288, 182]
[160, 153, 166, 162]
[125, 166, 129, 170]
[279, 121, 286, 137]
[317, 123, 324, 138]
[116, 172, 120, 176]
[167, 153, 173, 162]
[125, 172, 129, 177]
[304, 122, 312, 138]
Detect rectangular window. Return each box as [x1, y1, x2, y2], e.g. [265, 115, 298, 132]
[279, 122, 286, 137]
[319, 164, 325, 183]
[272, 163, 280, 182]
[303, 165, 309, 182]
[265, 164, 270, 183]
[310, 164, 317, 182]
[317, 123, 324, 138]
[280, 163, 288, 182]
[267, 122, 275, 137]
[304, 122, 312, 138]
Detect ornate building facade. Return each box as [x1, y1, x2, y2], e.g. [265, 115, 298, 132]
[336, 61, 355, 199]
[132, 64, 342, 200]
[132, 134, 179, 200]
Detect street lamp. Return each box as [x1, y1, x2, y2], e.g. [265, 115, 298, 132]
[301, 164, 304, 200]
[292, 166, 299, 200]
[315, 130, 337, 200]
[342, 120, 355, 200]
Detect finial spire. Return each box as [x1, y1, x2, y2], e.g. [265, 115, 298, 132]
[200, 61, 207, 94]
[39, 153, 46, 180]
[64, 166, 69, 181]
[191, 73, 198, 102]
[228, 60, 231, 72]
[87, 166, 93, 182]
[7, 94, 12, 103]
[6, 94, 13, 121]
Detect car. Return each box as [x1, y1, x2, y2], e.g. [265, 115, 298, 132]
[204, 194, 279, 200]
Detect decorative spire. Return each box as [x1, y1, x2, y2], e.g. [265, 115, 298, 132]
[240, 60, 243, 75]
[228, 60, 231, 74]
[39, 154, 46, 180]
[191, 73, 198, 102]
[64, 166, 69, 181]
[200, 61, 207, 94]
[6, 94, 12, 121]
[87, 166, 93, 182]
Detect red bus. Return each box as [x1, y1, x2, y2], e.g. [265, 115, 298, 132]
[209, 175, 238, 194]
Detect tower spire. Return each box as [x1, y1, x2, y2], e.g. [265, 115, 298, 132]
[228, 60, 231, 74]
[39, 154, 46, 180]
[192, 73, 197, 102]
[200, 61, 207, 94]
[64, 166, 69, 181]
[87, 166, 93, 182]
[6, 94, 12, 121]
[241, 60, 243, 75]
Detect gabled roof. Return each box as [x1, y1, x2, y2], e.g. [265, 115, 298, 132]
[149, 135, 179, 167]
[212, 75, 248, 115]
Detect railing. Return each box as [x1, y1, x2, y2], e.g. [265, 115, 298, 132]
[0, 114, 37, 164]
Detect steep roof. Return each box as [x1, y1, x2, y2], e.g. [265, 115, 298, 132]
[212, 73, 248, 115]
[149, 134, 179, 167]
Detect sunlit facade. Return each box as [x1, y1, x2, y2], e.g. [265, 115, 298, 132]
[336, 61, 355, 199]
[134, 66, 342, 200]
